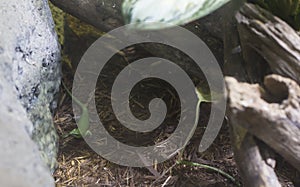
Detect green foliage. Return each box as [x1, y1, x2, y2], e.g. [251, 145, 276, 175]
[62, 82, 91, 138]
[122, 0, 230, 29]
[177, 160, 241, 186]
[122, 0, 300, 30]
[249, 0, 300, 30]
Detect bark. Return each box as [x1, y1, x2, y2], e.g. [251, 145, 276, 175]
[229, 131, 281, 187]
[226, 75, 300, 171]
[236, 3, 300, 84]
[50, 0, 124, 32]
[50, 0, 225, 87]
[50, 0, 227, 39]
[224, 2, 282, 186]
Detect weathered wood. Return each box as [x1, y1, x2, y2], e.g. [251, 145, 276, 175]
[50, 0, 227, 40]
[224, 2, 281, 186]
[226, 75, 300, 171]
[236, 3, 300, 84]
[233, 4, 300, 175]
[230, 131, 281, 187]
[50, 0, 124, 32]
[223, 1, 248, 82]
[50, 0, 226, 92]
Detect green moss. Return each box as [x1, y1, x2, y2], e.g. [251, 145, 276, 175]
[49, 2, 105, 69]
[49, 2, 65, 45]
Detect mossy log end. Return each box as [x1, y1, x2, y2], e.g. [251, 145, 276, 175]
[50, 0, 123, 32]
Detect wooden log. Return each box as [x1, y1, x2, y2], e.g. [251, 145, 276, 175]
[233, 4, 300, 176]
[224, 2, 281, 186]
[50, 0, 226, 39]
[49, 0, 227, 64]
[50, 0, 226, 90]
[50, 0, 124, 32]
[230, 131, 281, 187]
[226, 75, 300, 171]
[223, 1, 248, 82]
[236, 3, 300, 84]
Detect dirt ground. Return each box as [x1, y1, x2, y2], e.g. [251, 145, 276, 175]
[53, 49, 296, 187]
[51, 13, 297, 187]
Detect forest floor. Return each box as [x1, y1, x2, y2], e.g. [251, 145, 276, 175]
[54, 67, 239, 186]
[52, 14, 296, 187]
[53, 48, 295, 187]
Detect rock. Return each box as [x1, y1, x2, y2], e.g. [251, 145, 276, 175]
[0, 0, 61, 185]
[0, 73, 55, 187]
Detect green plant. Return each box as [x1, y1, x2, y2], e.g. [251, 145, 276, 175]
[62, 81, 91, 138]
[176, 160, 241, 186]
[122, 0, 300, 30]
[122, 0, 230, 30]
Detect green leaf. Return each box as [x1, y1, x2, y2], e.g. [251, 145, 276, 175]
[177, 160, 241, 186]
[62, 81, 90, 138]
[196, 86, 212, 102]
[122, 0, 230, 29]
[67, 128, 92, 139]
[77, 106, 90, 136]
[69, 128, 83, 138]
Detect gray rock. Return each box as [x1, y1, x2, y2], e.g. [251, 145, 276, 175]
[0, 73, 55, 187]
[0, 0, 61, 185]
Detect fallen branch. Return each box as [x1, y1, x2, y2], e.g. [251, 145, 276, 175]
[236, 3, 300, 84]
[224, 2, 281, 186]
[226, 75, 300, 171]
[50, 0, 124, 32]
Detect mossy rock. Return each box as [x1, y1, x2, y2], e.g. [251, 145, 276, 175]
[50, 3, 104, 69]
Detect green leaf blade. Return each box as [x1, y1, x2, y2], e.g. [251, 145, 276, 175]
[122, 0, 230, 29]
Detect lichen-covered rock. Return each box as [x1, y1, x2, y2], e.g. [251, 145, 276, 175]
[0, 0, 61, 183]
[0, 73, 55, 187]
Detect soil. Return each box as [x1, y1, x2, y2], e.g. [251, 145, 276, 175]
[53, 49, 296, 187]
[52, 14, 297, 187]
[53, 44, 239, 186]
